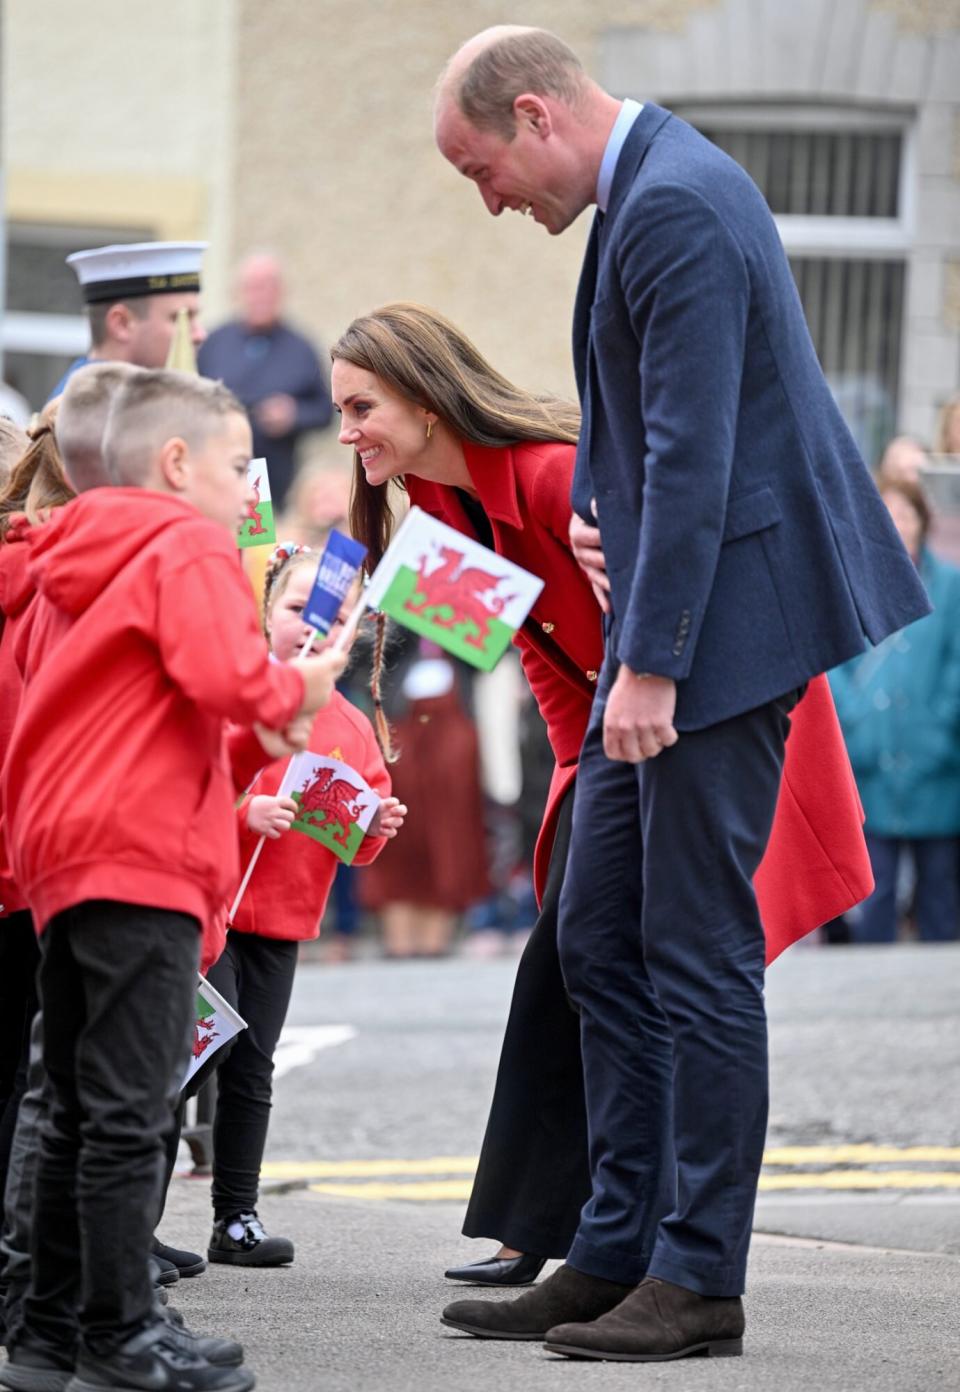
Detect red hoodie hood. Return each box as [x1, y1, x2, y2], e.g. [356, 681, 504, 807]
[28, 488, 222, 618]
[0, 515, 40, 619]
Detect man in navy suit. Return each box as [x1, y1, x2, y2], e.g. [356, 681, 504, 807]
[435, 26, 930, 1361]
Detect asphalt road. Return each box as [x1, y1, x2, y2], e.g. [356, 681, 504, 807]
[153, 941, 960, 1391]
[4, 942, 958, 1391]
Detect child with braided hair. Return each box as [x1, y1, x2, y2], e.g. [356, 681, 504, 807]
[203, 542, 405, 1268]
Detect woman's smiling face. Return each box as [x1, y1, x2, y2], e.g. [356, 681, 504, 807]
[332, 359, 432, 487]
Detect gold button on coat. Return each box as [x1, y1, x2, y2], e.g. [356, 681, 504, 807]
[586, 669, 598, 682]
[541, 621, 555, 633]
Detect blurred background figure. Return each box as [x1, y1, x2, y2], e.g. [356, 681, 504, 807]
[876, 435, 928, 486]
[830, 475, 960, 943]
[0, 382, 31, 429]
[935, 395, 960, 457]
[358, 636, 490, 959]
[50, 242, 207, 399]
[199, 253, 333, 513]
[0, 418, 30, 489]
[280, 455, 352, 545]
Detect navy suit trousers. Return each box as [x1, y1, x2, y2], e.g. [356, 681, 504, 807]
[558, 645, 797, 1296]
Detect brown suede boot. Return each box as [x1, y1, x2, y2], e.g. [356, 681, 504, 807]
[441, 1264, 635, 1341]
[544, 1277, 745, 1361]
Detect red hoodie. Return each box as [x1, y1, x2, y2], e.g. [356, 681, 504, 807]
[3, 488, 305, 935]
[0, 515, 40, 915]
[229, 693, 391, 942]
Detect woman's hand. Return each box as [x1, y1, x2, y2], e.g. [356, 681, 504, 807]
[368, 796, 408, 839]
[569, 505, 610, 614]
[247, 794, 299, 838]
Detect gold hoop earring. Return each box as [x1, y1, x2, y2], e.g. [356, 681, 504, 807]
[426, 420, 434, 441]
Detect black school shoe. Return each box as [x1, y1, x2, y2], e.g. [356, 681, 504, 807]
[0, 1338, 75, 1392]
[148, 1255, 179, 1289]
[207, 1213, 293, 1268]
[67, 1319, 254, 1392]
[151, 1237, 207, 1279]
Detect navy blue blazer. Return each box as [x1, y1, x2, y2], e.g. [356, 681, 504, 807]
[571, 103, 930, 731]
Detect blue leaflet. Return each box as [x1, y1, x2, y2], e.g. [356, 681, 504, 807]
[304, 530, 368, 634]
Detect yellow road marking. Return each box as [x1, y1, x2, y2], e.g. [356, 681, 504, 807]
[759, 1170, 960, 1191]
[764, 1145, 960, 1165]
[261, 1157, 478, 1181]
[264, 1145, 960, 1186]
[310, 1180, 475, 1201]
[304, 1171, 960, 1202]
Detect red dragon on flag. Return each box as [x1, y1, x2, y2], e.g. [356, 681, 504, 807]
[295, 766, 367, 847]
[242, 476, 268, 536]
[405, 545, 514, 650]
[192, 1013, 219, 1059]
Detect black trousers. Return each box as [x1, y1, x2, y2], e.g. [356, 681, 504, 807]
[462, 785, 590, 1256]
[0, 911, 40, 1212]
[23, 902, 198, 1355]
[1, 1011, 44, 1347]
[205, 930, 299, 1220]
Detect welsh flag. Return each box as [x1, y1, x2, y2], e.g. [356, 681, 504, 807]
[278, 750, 380, 866]
[237, 458, 276, 548]
[364, 506, 544, 672]
[182, 974, 246, 1088]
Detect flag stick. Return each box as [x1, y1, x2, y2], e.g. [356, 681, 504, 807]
[229, 835, 266, 922]
[331, 588, 372, 654]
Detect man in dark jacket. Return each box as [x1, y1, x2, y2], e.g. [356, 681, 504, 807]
[199, 254, 332, 513]
[434, 24, 931, 1362]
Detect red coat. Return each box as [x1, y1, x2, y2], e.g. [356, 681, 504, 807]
[0, 516, 38, 915]
[229, 693, 390, 942]
[3, 489, 305, 938]
[406, 441, 872, 961]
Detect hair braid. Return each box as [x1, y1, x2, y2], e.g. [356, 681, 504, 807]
[369, 610, 397, 763]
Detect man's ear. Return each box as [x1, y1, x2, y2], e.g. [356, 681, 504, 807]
[157, 437, 190, 491]
[514, 94, 552, 138]
[104, 302, 135, 345]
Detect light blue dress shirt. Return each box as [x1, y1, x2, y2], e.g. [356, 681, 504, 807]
[596, 98, 644, 213]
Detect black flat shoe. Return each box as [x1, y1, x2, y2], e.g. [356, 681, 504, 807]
[444, 1251, 547, 1286]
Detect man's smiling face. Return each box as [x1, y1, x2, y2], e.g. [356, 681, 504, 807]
[435, 97, 586, 236]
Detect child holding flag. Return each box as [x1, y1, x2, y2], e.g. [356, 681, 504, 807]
[204, 544, 405, 1268]
[1, 372, 343, 1392]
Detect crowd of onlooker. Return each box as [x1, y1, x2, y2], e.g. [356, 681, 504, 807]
[826, 398, 960, 944]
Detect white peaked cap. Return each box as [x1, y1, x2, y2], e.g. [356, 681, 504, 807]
[66, 241, 208, 304]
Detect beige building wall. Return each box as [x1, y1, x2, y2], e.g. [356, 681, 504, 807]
[4, 0, 957, 439]
[3, 0, 237, 312]
[230, 0, 693, 407]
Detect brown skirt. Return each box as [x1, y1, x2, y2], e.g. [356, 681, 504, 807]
[358, 690, 491, 911]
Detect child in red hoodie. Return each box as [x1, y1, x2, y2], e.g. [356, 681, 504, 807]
[204, 544, 405, 1268]
[2, 371, 343, 1392]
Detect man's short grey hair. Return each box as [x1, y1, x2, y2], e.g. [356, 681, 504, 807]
[103, 369, 247, 486]
[453, 29, 586, 141]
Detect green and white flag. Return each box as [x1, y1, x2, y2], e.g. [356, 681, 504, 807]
[364, 506, 544, 672]
[278, 750, 380, 866]
[237, 458, 276, 548]
[182, 974, 246, 1088]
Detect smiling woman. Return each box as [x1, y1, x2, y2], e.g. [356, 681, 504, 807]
[329, 299, 595, 1278]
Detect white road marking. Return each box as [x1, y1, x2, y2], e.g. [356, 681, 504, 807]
[273, 1025, 357, 1079]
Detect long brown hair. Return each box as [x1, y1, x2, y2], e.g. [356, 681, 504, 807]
[332, 302, 580, 571]
[0, 410, 75, 539]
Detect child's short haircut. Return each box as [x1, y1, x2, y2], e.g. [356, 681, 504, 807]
[103, 370, 247, 486]
[56, 362, 143, 492]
